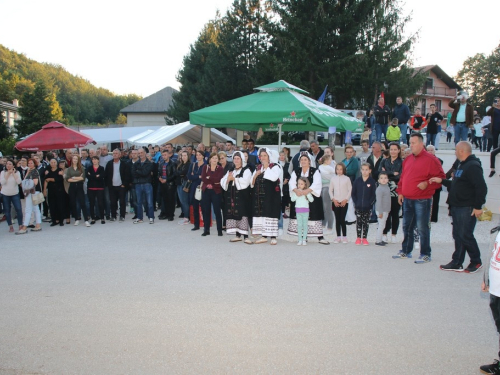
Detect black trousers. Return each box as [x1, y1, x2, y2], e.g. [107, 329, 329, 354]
[110, 185, 127, 219]
[48, 189, 66, 224]
[88, 189, 104, 220]
[384, 196, 401, 235]
[201, 189, 222, 233]
[491, 147, 500, 169]
[490, 294, 500, 358]
[160, 183, 176, 218]
[68, 182, 89, 220]
[333, 204, 348, 236]
[355, 209, 371, 239]
[431, 189, 441, 223]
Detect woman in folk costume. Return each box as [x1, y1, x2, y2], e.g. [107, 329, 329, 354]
[287, 152, 330, 244]
[221, 151, 253, 244]
[251, 147, 283, 245]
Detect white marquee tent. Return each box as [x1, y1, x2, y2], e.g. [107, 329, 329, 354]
[129, 122, 235, 146]
[80, 126, 162, 145]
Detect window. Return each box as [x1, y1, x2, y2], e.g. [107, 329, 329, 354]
[435, 100, 442, 111]
[425, 78, 433, 89]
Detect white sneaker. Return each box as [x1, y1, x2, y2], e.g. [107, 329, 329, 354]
[391, 235, 397, 244]
[178, 218, 189, 225]
[85, 221, 90, 227]
[333, 237, 341, 244]
[302, 240, 307, 246]
[382, 235, 388, 243]
[342, 237, 348, 244]
[297, 241, 302, 246]
[74, 220, 80, 226]
[149, 218, 154, 224]
[414, 241, 420, 250]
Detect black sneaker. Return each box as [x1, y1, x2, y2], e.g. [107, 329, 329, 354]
[375, 241, 386, 246]
[440, 262, 463, 272]
[464, 263, 483, 274]
[132, 215, 137, 220]
[480, 359, 500, 374]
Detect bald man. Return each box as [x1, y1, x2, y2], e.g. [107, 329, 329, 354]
[430, 141, 487, 273]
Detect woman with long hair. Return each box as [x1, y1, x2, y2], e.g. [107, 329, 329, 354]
[175, 150, 191, 225]
[187, 150, 206, 231]
[0, 159, 23, 233]
[380, 142, 403, 243]
[200, 153, 224, 236]
[318, 150, 336, 234]
[278, 151, 291, 218]
[86, 156, 106, 224]
[58, 160, 71, 224]
[18, 158, 42, 234]
[44, 158, 66, 226]
[329, 163, 352, 243]
[65, 154, 90, 227]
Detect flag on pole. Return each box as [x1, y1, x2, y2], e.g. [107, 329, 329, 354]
[318, 85, 328, 103]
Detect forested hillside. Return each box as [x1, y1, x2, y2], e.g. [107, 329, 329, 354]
[0, 45, 141, 124]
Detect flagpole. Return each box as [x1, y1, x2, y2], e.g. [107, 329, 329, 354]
[278, 123, 282, 151]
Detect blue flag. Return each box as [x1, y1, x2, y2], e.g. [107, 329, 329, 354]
[317, 85, 328, 103]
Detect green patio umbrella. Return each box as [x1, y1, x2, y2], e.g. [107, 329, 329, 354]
[189, 80, 364, 134]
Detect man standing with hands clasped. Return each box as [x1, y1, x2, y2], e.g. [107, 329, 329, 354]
[429, 141, 487, 273]
[392, 133, 445, 263]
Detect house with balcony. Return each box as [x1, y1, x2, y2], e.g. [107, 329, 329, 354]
[0, 99, 20, 129]
[414, 65, 462, 117]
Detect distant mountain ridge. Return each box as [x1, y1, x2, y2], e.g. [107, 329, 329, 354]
[0, 44, 141, 125]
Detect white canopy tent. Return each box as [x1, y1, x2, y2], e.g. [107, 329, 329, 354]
[80, 126, 163, 145]
[129, 122, 235, 146]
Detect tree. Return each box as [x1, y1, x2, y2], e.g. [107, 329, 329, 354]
[0, 110, 9, 140]
[268, 0, 422, 109]
[16, 80, 62, 138]
[455, 44, 500, 115]
[167, 1, 272, 123]
[115, 113, 127, 124]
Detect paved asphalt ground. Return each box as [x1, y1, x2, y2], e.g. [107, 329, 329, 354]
[0, 208, 498, 375]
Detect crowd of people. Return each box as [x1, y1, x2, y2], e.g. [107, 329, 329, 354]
[2, 93, 500, 373]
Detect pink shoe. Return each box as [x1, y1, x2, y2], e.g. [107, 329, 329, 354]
[342, 237, 348, 244]
[355, 238, 361, 245]
[333, 237, 341, 244]
[362, 239, 369, 246]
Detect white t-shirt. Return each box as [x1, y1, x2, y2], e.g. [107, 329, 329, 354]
[489, 231, 500, 297]
[473, 123, 483, 138]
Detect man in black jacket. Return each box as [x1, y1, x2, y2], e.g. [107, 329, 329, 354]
[429, 141, 487, 273]
[158, 150, 176, 221]
[392, 96, 410, 144]
[132, 148, 155, 224]
[105, 149, 131, 222]
[373, 96, 391, 142]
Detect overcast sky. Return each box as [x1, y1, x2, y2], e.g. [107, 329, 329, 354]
[1, 0, 498, 98]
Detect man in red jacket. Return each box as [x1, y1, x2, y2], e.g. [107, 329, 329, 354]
[392, 133, 445, 263]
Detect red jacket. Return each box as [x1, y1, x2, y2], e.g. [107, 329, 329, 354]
[397, 149, 445, 199]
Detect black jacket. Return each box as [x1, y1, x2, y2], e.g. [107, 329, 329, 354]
[86, 165, 106, 189]
[132, 159, 153, 185]
[157, 160, 176, 185]
[367, 154, 383, 180]
[373, 105, 391, 125]
[105, 159, 131, 189]
[441, 155, 487, 209]
[351, 176, 377, 211]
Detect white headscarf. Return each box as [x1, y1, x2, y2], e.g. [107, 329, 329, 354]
[258, 147, 279, 164]
[232, 151, 246, 168]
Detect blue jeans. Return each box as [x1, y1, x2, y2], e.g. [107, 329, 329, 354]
[401, 198, 432, 256]
[426, 133, 437, 146]
[450, 206, 482, 265]
[375, 123, 388, 142]
[2, 194, 23, 226]
[177, 185, 190, 218]
[454, 122, 468, 144]
[399, 123, 408, 144]
[135, 183, 154, 220]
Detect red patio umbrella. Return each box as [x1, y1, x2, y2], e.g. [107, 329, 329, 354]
[15, 121, 96, 151]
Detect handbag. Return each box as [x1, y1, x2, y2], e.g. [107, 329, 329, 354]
[182, 180, 192, 193]
[32, 191, 45, 205]
[195, 183, 203, 201]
